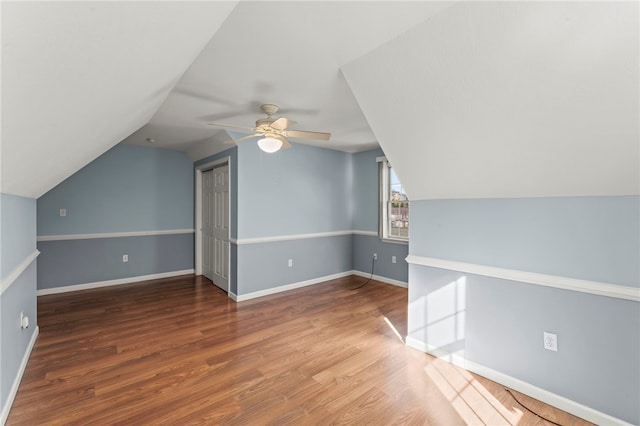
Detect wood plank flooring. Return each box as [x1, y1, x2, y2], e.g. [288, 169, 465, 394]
[8, 275, 592, 425]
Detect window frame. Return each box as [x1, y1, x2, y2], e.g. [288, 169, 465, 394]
[377, 156, 409, 244]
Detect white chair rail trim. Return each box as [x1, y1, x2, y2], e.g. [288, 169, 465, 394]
[37, 229, 195, 241]
[231, 230, 359, 245]
[406, 254, 639, 302]
[1, 250, 40, 295]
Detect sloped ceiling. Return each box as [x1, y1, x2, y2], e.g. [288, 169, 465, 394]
[123, 1, 452, 157]
[343, 1, 639, 200]
[1, 1, 237, 198]
[2, 2, 637, 201]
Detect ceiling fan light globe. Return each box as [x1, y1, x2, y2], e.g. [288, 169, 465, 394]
[257, 137, 283, 153]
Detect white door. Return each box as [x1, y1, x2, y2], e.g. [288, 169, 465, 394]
[202, 169, 215, 282]
[202, 165, 230, 291]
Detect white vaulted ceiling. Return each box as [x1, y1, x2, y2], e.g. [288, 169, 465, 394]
[2, 2, 638, 200]
[1, 1, 238, 198]
[343, 2, 639, 200]
[123, 1, 452, 156]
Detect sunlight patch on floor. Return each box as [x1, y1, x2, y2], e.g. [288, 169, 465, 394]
[383, 316, 404, 343]
[425, 358, 523, 425]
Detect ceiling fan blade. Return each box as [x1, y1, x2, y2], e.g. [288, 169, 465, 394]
[284, 129, 331, 141]
[208, 122, 256, 132]
[235, 134, 260, 142]
[224, 133, 259, 145]
[198, 111, 254, 122]
[272, 134, 292, 150]
[270, 117, 297, 131]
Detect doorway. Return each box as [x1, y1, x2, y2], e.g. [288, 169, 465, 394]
[195, 158, 230, 293]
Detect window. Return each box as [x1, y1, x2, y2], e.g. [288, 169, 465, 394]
[378, 157, 409, 242]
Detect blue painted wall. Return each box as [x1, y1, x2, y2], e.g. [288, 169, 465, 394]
[407, 195, 640, 423]
[37, 234, 194, 290]
[352, 148, 383, 232]
[408, 264, 640, 424]
[353, 234, 408, 283]
[351, 148, 408, 281]
[37, 144, 195, 290]
[34, 141, 407, 295]
[228, 142, 408, 295]
[410, 196, 639, 287]
[38, 144, 193, 235]
[1, 194, 37, 277]
[232, 141, 356, 294]
[237, 142, 353, 238]
[237, 235, 353, 295]
[0, 193, 38, 418]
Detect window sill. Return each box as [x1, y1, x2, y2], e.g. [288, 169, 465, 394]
[380, 237, 409, 245]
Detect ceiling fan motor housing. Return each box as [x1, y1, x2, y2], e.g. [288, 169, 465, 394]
[260, 103, 279, 116]
[256, 104, 279, 129]
[256, 117, 276, 129]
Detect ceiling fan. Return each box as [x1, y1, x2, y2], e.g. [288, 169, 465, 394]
[208, 104, 331, 153]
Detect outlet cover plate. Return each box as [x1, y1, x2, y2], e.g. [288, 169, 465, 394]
[544, 331, 558, 351]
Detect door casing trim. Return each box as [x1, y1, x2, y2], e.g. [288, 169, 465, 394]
[195, 157, 232, 296]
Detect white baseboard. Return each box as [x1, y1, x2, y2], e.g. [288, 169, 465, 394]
[352, 270, 408, 288]
[1, 326, 39, 425]
[37, 269, 195, 296]
[233, 271, 407, 302]
[234, 271, 354, 302]
[405, 336, 632, 426]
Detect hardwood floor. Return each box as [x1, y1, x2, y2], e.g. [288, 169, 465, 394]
[8, 275, 592, 425]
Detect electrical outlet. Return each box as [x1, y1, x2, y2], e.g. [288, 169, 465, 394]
[373, 253, 378, 260]
[20, 311, 29, 329]
[122, 254, 128, 263]
[288, 259, 293, 268]
[392, 256, 397, 264]
[59, 209, 66, 217]
[543, 331, 558, 352]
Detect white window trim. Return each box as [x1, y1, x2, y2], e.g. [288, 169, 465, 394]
[377, 156, 409, 245]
